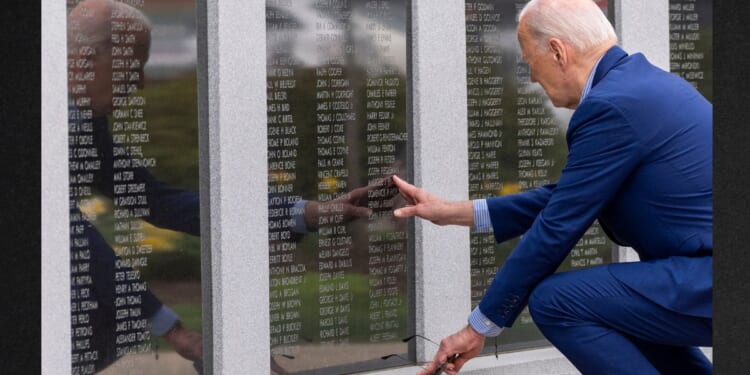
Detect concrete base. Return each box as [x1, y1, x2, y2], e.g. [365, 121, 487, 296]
[98, 353, 198, 375]
[368, 347, 576, 375]
[367, 346, 713, 375]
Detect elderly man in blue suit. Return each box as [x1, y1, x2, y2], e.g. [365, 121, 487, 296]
[393, 0, 712, 374]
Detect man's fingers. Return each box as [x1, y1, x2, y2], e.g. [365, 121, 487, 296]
[389, 193, 408, 210]
[391, 174, 407, 186]
[416, 360, 439, 375]
[452, 356, 470, 372]
[417, 349, 447, 375]
[416, 354, 446, 375]
[394, 205, 418, 218]
[391, 175, 418, 204]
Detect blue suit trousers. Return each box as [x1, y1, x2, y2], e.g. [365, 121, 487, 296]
[527, 260, 712, 375]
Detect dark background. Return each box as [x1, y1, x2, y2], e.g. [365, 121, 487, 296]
[0, 1, 41, 373]
[0, 1, 748, 373]
[714, 0, 750, 373]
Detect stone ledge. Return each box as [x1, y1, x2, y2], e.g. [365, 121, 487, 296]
[365, 347, 578, 375]
[365, 346, 713, 375]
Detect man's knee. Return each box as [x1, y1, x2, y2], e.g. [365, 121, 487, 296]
[528, 274, 568, 325]
[528, 269, 599, 325]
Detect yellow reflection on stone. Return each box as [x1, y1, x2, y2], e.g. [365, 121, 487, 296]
[500, 182, 520, 196]
[140, 221, 182, 252]
[78, 196, 110, 220]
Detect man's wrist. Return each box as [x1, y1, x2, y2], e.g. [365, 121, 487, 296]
[468, 306, 504, 337]
[446, 200, 476, 227]
[165, 319, 183, 336]
[149, 305, 180, 336]
[303, 200, 319, 230]
[466, 322, 484, 338]
[292, 200, 311, 233]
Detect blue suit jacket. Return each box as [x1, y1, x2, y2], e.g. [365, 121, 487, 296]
[478, 46, 712, 327]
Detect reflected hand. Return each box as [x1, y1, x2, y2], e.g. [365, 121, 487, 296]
[163, 323, 203, 363]
[417, 325, 485, 375]
[304, 185, 373, 229]
[392, 175, 474, 226]
[271, 355, 290, 375]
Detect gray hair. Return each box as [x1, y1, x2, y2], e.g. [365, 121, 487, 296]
[519, 0, 617, 53]
[68, 0, 152, 53]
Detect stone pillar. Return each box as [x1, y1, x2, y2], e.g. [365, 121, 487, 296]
[410, 0, 473, 363]
[41, 0, 71, 371]
[200, 0, 270, 373]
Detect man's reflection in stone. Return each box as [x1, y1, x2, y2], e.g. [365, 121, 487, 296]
[68, 1, 405, 373]
[68, 0, 202, 372]
[268, 158, 409, 374]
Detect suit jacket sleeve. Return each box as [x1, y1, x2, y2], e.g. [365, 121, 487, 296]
[485, 184, 555, 243]
[479, 98, 645, 326]
[91, 117, 201, 236]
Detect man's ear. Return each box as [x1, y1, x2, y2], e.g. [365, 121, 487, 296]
[549, 38, 566, 66]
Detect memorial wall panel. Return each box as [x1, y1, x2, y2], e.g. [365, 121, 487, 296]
[669, 0, 712, 102]
[465, 0, 615, 352]
[266, 0, 411, 373]
[67, 0, 203, 373]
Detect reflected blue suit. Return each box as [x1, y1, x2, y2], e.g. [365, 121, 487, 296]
[479, 46, 712, 374]
[70, 115, 201, 370]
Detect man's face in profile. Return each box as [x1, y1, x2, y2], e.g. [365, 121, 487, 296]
[517, 20, 577, 109]
[89, 29, 150, 116]
[69, 12, 150, 117]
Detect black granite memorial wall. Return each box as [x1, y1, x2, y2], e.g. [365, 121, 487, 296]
[67, 0, 203, 373]
[266, 1, 411, 373]
[670, 0, 712, 102]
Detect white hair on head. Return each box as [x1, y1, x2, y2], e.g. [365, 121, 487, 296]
[519, 0, 617, 53]
[112, 1, 152, 31]
[68, 0, 152, 52]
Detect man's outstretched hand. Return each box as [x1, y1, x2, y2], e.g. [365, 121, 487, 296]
[163, 323, 203, 363]
[417, 325, 485, 375]
[392, 175, 474, 227]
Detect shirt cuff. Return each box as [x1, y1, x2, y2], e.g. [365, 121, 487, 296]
[149, 305, 180, 336]
[292, 200, 309, 234]
[472, 199, 493, 233]
[468, 306, 504, 337]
